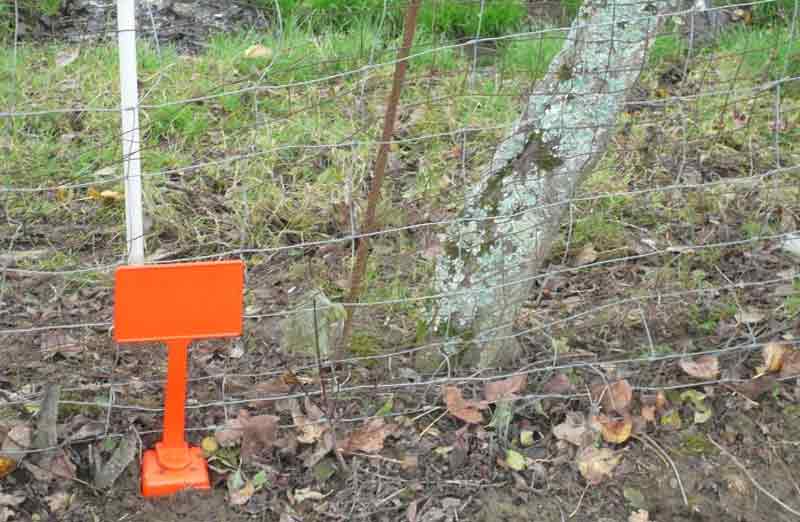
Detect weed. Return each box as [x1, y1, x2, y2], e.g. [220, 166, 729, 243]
[715, 25, 800, 84]
[418, 0, 526, 38]
[784, 280, 800, 317]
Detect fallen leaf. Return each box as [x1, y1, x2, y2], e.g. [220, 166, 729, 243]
[215, 413, 246, 447]
[55, 48, 79, 68]
[68, 420, 104, 442]
[99, 190, 124, 202]
[442, 386, 487, 424]
[254, 375, 292, 396]
[576, 446, 621, 485]
[592, 379, 633, 413]
[763, 342, 790, 373]
[0, 493, 25, 507]
[679, 355, 719, 379]
[575, 243, 598, 266]
[552, 412, 589, 446]
[780, 350, 800, 378]
[304, 430, 335, 469]
[735, 309, 765, 324]
[659, 409, 682, 430]
[338, 418, 396, 454]
[680, 390, 712, 424]
[241, 414, 280, 459]
[519, 430, 535, 447]
[505, 449, 528, 471]
[292, 487, 327, 503]
[641, 405, 656, 423]
[401, 454, 419, 471]
[215, 410, 279, 459]
[1, 424, 31, 464]
[291, 400, 327, 444]
[484, 374, 527, 402]
[40, 331, 83, 359]
[597, 413, 633, 444]
[542, 373, 573, 394]
[628, 509, 650, 522]
[0, 458, 15, 480]
[201, 436, 219, 455]
[45, 491, 70, 512]
[227, 471, 254, 506]
[655, 391, 667, 410]
[243, 44, 273, 60]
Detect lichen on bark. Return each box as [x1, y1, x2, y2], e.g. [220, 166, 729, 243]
[429, 0, 671, 366]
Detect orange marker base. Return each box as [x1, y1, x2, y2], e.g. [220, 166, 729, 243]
[141, 444, 210, 497]
[113, 261, 244, 498]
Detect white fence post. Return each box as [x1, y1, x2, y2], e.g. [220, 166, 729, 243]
[117, 0, 145, 265]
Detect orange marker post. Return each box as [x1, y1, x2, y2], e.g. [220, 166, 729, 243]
[114, 260, 244, 497]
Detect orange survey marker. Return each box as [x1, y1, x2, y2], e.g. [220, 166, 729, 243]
[114, 260, 244, 497]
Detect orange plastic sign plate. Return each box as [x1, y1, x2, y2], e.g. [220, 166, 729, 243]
[114, 260, 244, 342]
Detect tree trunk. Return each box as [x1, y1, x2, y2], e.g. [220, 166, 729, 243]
[429, 0, 671, 367]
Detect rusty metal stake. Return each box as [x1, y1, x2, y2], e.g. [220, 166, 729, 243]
[341, 0, 422, 354]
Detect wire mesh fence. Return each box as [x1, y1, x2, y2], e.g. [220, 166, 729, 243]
[1, 0, 799, 516]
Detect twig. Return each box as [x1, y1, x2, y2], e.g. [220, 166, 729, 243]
[418, 409, 448, 441]
[568, 484, 588, 519]
[313, 297, 349, 473]
[348, 452, 404, 465]
[634, 433, 689, 507]
[707, 435, 800, 517]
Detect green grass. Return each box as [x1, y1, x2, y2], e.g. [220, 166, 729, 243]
[715, 23, 800, 82]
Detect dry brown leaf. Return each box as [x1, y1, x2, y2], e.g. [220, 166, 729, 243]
[542, 373, 573, 394]
[592, 380, 633, 413]
[0, 424, 31, 477]
[732, 376, 777, 400]
[241, 414, 280, 459]
[0, 457, 16, 480]
[291, 399, 327, 444]
[55, 48, 79, 68]
[484, 374, 527, 402]
[45, 492, 70, 513]
[628, 509, 650, 522]
[254, 376, 292, 396]
[0, 493, 25, 508]
[576, 446, 621, 485]
[338, 418, 396, 454]
[215, 410, 279, 459]
[229, 481, 255, 506]
[215, 412, 246, 447]
[243, 44, 273, 60]
[24, 455, 72, 482]
[655, 390, 667, 410]
[641, 405, 656, 423]
[763, 342, 790, 373]
[679, 355, 719, 379]
[442, 386, 487, 424]
[575, 243, 598, 266]
[304, 430, 335, 469]
[597, 413, 633, 444]
[40, 332, 83, 359]
[552, 412, 589, 447]
[780, 350, 800, 378]
[735, 309, 765, 324]
[292, 487, 327, 503]
[401, 454, 419, 471]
